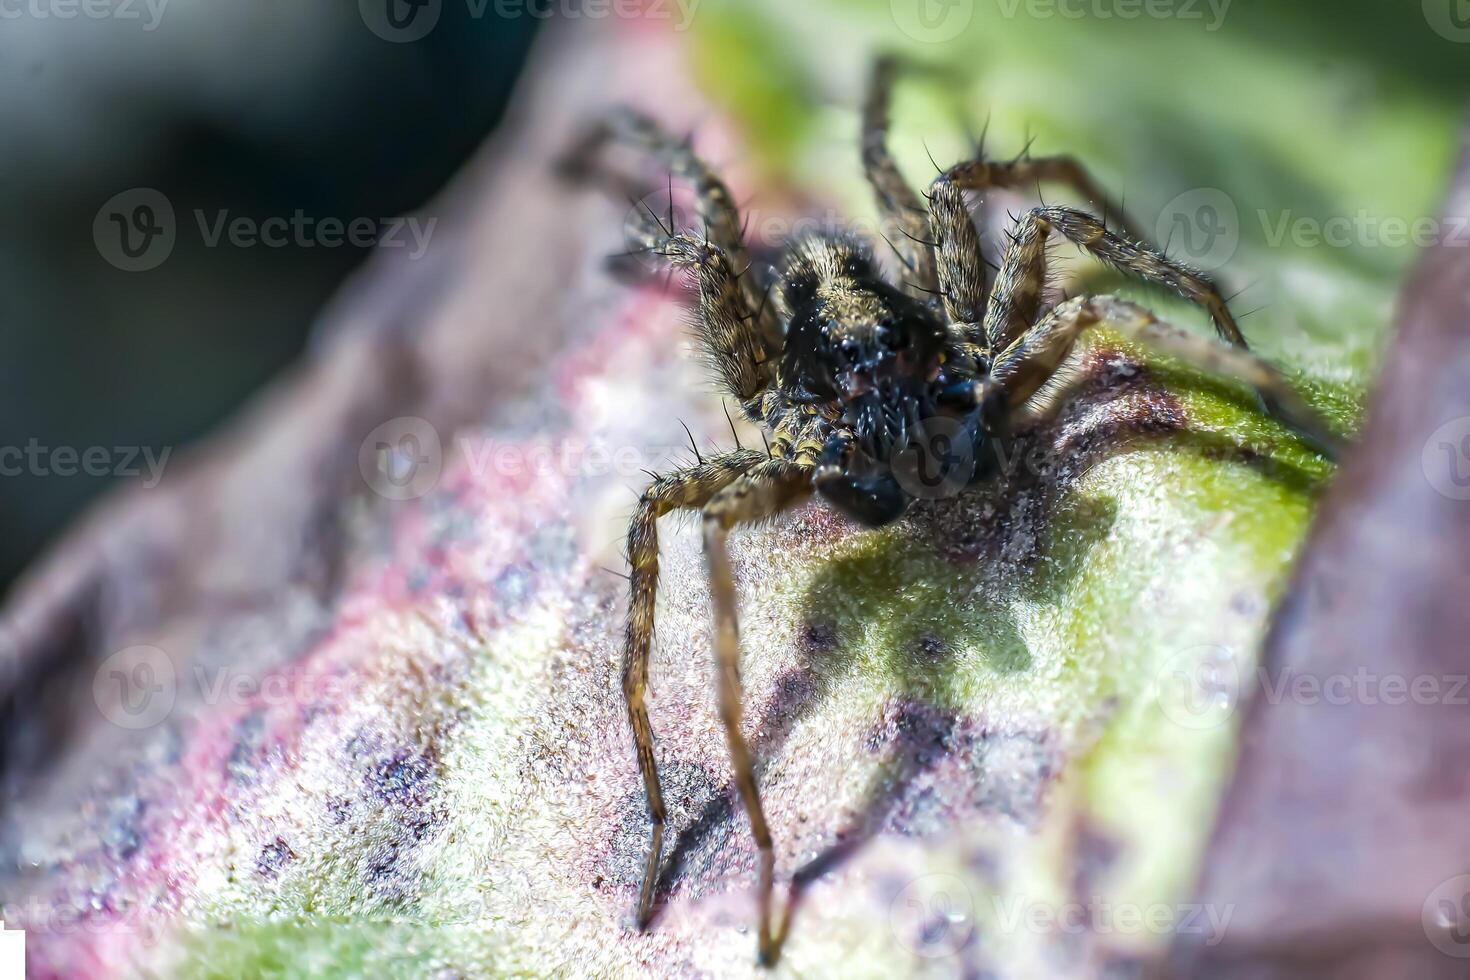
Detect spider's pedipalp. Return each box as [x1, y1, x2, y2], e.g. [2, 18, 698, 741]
[981, 202, 1054, 352]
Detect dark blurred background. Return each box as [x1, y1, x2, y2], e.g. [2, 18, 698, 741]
[0, 3, 539, 592]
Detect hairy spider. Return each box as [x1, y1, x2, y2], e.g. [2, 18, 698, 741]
[565, 57, 1341, 966]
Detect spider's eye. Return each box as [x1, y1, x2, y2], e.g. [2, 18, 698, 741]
[875, 320, 908, 352]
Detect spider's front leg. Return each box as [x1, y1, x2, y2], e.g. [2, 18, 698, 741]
[627, 218, 777, 403]
[624, 450, 764, 929]
[701, 459, 813, 966]
[991, 294, 1345, 457]
[563, 108, 782, 345]
[924, 158, 1140, 356]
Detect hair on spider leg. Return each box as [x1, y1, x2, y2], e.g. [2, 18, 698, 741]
[922, 139, 945, 177]
[897, 226, 942, 249]
[677, 419, 706, 465]
[723, 402, 745, 450]
[880, 231, 920, 276]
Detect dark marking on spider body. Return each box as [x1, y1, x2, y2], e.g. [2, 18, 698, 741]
[563, 56, 1342, 966]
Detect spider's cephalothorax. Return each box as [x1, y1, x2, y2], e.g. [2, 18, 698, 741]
[774, 235, 995, 527]
[565, 57, 1342, 967]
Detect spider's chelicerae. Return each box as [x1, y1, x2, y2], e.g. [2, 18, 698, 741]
[567, 57, 1341, 965]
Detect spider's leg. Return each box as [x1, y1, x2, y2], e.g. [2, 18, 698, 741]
[701, 459, 813, 966]
[941, 155, 1148, 244]
[564, 107, 782, 347]
[996, 206, 1325, 445]
[1025, 206, 1248, 349]
[929, 153, 1144, 352]
[629, 214, 777, 403]
[925, 169, 991, 365]
[991, 294, 1344, 458]
[863, 56, 940, 298]
[977, 199, 1056, 354]
[625, 449, 765, 930]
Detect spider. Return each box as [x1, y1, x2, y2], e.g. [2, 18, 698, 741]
[564, 57, 1342, 966]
